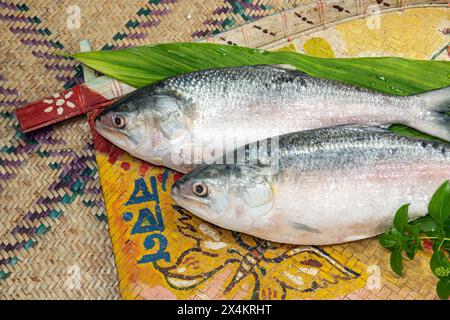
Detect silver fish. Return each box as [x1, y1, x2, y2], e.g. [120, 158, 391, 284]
[171, 126, 450, 245]
[95, 65, 450, 172]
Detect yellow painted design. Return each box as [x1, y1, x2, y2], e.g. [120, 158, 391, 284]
[95, 151, 367, 300]
[274, 43, 297, 53]
[303, 37, 335, 58]
[335, 8, 449, 59]
[95, 7, 448, 300]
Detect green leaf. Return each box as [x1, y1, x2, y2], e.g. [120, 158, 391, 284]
[393, 204, 409, 232]
[379, 227, 404, 251]
[379, 233, 398, 249]
[390, 250, 404, 276]
[68, 43, 450, 94]
[406, 223, 421, 238]
[428, 181, 450, 225]
[436, 278, 450, 300]
[414, 215, 438, 233]
[442, 239, 450, 251]
[445, 219, 450, 231]
[405, 247, 416, 260]
[405, 250, 415, 261]
[430, 250, 450, 278]
[404, 237, 422, 260]
[388, 125, 449, 143]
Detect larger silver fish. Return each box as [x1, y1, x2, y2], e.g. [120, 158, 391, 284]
[95, 65, 450, 172]
[171, 126, 450, 245]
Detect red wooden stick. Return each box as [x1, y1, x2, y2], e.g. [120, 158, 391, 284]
[16, 76, 135, 132]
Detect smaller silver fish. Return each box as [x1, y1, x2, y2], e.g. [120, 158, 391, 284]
[171, 126, 450, 245]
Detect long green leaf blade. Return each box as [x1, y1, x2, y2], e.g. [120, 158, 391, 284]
[69, 43, 450, 94]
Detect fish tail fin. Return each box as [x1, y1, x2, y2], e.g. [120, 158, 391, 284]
[413, 86, 450, 141]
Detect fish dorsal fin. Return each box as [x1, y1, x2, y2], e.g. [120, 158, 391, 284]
[334, 124, 391, 133]
[268, 64, 298, 71]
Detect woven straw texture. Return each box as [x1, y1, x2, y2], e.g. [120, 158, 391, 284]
[0, 0, 448, 300]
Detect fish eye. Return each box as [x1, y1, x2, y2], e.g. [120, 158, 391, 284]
[192, 182, 208, 198]
[112, 114, 126, 129]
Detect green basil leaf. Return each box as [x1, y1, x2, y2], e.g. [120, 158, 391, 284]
[390, 250, 404, 276]
[436, 277, 450, 300]
[405, 248, 416, 260]
[414, 215, 438, 233]
[442, 240, 450, 251]
[393, 204, 409, 233]
[428, 181, 450, 225]
[444, 218, 450, 233]
[379, 234, 398, 249]
[379, 227, 405, 250]
[432, 227, 446, 245]
[391, 227, 402, 236]
[405, 239, 421, 260]
[406, 222, 421, 238]
[430, 250, 450, 277]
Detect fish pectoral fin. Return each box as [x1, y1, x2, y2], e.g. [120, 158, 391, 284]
[246, 200, 274, 218]
[290, 222, 321, 234]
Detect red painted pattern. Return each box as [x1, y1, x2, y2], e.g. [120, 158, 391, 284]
[139, 162, 150, 177]
[120, 161, 131, 171]
[156, 172, 164, 183]
[301, 259, 322, 268]
[173, 172, 184, 183]
[422, 239, 433, 251]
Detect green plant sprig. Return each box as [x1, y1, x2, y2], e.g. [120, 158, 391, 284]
[379, 181, 450, 300]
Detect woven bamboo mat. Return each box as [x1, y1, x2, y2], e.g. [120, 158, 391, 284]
[0, 0, 448, 299]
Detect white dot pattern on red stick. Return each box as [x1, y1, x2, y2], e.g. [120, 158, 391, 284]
[42, 90, 76, 115]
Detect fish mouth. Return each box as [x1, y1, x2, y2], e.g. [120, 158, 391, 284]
[171, 182, 210, 207]
[95, 120, 119, 138]
[94, 119, 138, 150]
[170, 183, 183, 203]
[171, 182, 187, 202]
[95, 120, 125, 141]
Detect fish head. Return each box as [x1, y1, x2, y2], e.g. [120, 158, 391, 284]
[171, 164, 274, 229]
[95, 90, 190, 166]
